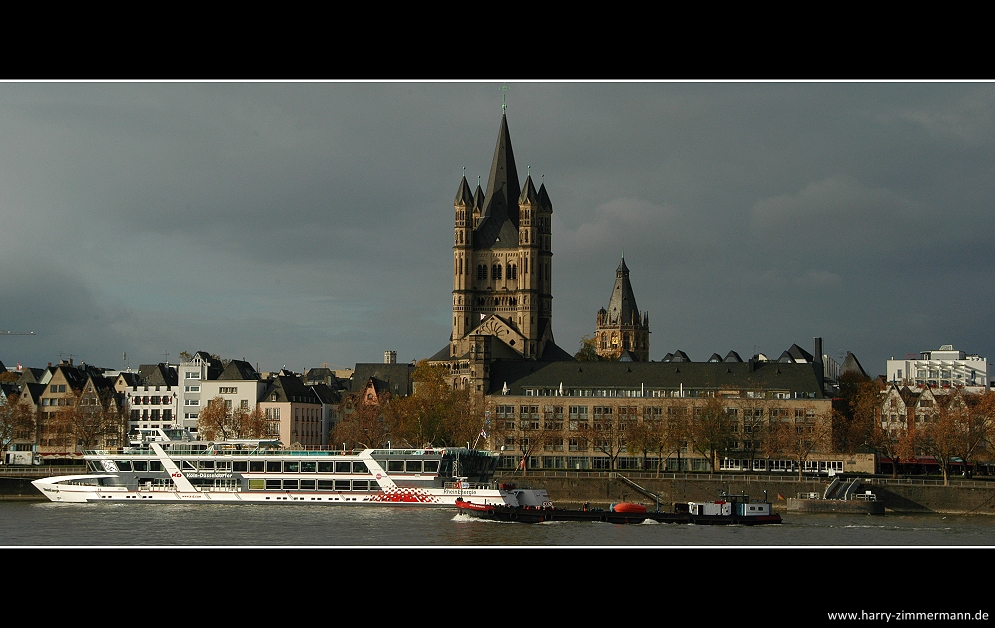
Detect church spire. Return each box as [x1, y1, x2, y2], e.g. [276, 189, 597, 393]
[454, 174, 474, 206]
[596, 255, 649, 361]
[480, 114, 521, 227]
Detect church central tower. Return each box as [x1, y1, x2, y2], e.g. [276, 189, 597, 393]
[595, 256, 650, 361]
[449, 114, 555, 367]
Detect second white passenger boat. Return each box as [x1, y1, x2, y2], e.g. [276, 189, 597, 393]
[32, 430, 550, 507]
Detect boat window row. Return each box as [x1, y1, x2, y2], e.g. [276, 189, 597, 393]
[227, 460, 372, 474]
[385, 460, 440, 474]
[90, 459, 378, 474]
[247, 479, 375, 491]
[90, 460, 164, 473]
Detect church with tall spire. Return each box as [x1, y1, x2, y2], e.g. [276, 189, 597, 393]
[595, 255, 650, 361]
[431, 113, 571, 391]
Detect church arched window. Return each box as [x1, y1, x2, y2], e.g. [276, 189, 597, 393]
[508, 264, 516, 279]
[493, 264, 502, 280]
[477, 265, 487, 280]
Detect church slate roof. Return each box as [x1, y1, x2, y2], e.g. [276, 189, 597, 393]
[487, 359, 826, 398]
[605, 256, 640, 326]
[473, 183, 484, 209]
[537, 182, 551, 209]
[454, 176, 474, 206]
[519, 174, 538, 205]
[473, 114, 522, 250]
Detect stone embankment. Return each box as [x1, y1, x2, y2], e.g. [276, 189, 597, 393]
[497, 473, 995, 516]
[0, 477, 42, 500]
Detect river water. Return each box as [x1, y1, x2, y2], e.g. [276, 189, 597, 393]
[2, 501, 994, 546]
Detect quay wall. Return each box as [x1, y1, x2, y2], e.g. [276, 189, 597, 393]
[0, 477, 42, 500]
[498, 474, 995, 516]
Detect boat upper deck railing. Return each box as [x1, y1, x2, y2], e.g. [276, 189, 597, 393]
[81, 445, 499, 458]
[83, 447, 367, 457]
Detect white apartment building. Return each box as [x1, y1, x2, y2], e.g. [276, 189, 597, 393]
[198, 360, 266, 418]
[177, 352, 219, 432]
[887, 344, 989, 391]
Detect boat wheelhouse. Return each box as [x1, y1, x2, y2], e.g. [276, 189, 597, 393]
[32, 437, 549, 507]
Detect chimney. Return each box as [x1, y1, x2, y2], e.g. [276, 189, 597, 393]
[814, 337, 825, 395]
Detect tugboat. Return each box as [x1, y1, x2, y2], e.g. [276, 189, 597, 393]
[455, 492, 781, 525]
[677, 493, 782, 525]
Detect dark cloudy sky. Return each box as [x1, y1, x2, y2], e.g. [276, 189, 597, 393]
[1, 81, 992, 377]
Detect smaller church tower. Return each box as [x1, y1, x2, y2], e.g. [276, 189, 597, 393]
[595, 256, 650, 361]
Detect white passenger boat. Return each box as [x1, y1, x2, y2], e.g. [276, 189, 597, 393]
[31, 431, 550, 507]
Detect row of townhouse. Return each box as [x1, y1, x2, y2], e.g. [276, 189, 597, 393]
[1, 353, 348, 462]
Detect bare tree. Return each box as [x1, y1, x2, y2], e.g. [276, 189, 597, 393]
[917, 389, 995, 483]
[578, 404, 628, 470]
[198, 397, 266, 441]
[333, 392, 394, 449]
[50, 392, 122, 452]
[685, 396, 737, 472]
[916, 397, 962, 486]
[387, 361, 484, 448]
[769, 408, 834, 480]
[0, 393, 37, 462]
[867, 408, 915, 479]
